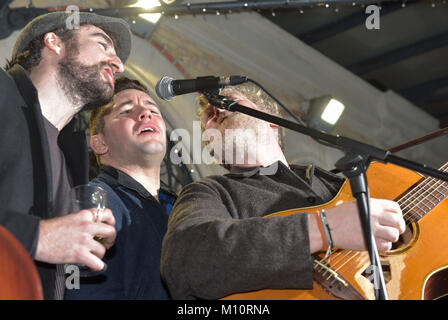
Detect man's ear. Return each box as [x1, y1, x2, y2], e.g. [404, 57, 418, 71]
[90, 134, 108, 156]
[43, 32, 64, 55]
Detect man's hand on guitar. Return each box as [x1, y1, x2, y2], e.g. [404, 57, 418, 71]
[313, 199, 406, 252]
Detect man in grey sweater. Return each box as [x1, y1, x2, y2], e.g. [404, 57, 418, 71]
[161, 83, 405, 300]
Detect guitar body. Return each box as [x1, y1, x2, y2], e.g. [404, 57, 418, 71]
[223, 162, 448, 300]
[0, 225, 43, 299]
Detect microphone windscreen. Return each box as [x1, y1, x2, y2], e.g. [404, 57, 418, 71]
[156, 76, 175, 101]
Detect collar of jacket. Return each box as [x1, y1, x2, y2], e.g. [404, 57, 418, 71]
[8, 64, 53, 218]
[227, 161, 290, 178]
[98, 165, 177, 202]
[7, 64, 39, 110]
[8, 64, 89, 198]
[227, 161, 345, 185]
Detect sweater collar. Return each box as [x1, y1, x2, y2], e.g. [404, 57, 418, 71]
[227, 161, 290, 178]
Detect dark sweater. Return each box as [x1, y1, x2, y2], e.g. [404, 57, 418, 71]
[161, 161, 345, 299]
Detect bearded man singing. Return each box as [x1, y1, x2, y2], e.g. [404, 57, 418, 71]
[0, 11, 131, 299]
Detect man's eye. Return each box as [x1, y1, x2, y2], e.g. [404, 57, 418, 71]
[120, 109, 131, 114]
[99, 42, 108, 49]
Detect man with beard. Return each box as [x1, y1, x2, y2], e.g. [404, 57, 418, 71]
[65, 77, 175, 299]
[161, 83, 406, 299]
[0, 11, 131, 299]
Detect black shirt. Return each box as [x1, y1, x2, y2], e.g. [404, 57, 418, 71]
[42, 117, 72, 217]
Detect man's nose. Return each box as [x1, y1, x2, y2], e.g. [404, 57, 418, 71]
[109, 54, 124, 74]
[138, 107, 152, 121]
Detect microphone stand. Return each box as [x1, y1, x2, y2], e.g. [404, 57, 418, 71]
[205, 93, 448, 300]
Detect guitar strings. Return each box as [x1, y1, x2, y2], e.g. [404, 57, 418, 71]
[320, 249, 351, 273]
[397, 163, 448, 218]
[400, 175, 447, 217]
[331, 251, 361, 272]
[398, 163, 448, 222]
[404, 178, 448, 219]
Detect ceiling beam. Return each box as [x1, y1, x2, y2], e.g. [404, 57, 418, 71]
[440, 116, 448, 128]
[398, 76, 448, 105]
[298, 1, 404, 45]
[419, 99, 448, 119]
[348, 32, 448, 75]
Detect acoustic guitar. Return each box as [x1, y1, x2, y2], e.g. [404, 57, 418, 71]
[223, 161, 448, 300]
[0, 225, 43, 299]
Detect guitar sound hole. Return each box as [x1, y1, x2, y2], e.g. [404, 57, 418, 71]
[391, 222, 415, 251]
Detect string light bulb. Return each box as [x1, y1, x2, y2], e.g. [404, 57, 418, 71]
[130, 0, 162, 24]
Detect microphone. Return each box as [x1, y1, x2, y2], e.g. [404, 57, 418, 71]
[155, 75, 248, 101]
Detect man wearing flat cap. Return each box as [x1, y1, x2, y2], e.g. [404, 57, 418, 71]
[0, 11, 132, 299]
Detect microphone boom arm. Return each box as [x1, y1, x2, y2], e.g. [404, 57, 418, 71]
[206, 93, 448, 181]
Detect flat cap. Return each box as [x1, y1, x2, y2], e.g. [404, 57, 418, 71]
[12, 11, 132, 63]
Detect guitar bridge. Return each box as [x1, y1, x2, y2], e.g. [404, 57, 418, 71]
[313, 255, 365, 300]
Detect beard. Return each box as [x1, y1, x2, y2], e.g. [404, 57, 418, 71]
[205, 113, 267, 167]
[57, 55, 114, 111]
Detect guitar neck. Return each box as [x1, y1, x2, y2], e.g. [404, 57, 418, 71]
[398, 162, 448, 223]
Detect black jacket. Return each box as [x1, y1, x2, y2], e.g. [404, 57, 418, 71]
[0, 65, 89, 299]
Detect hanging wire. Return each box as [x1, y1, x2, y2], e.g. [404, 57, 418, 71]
[243, 78, 342, 151]
[246, 78, 307, 126]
